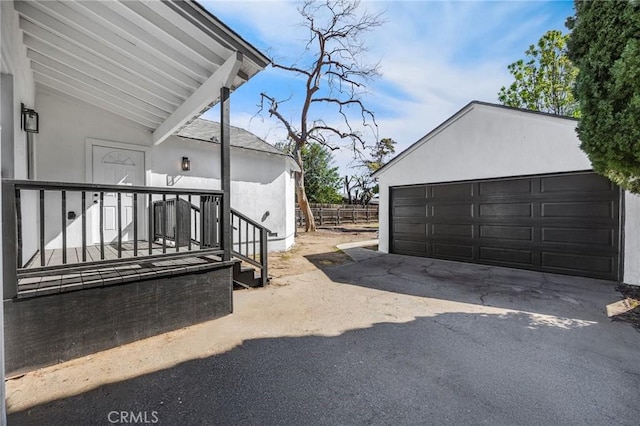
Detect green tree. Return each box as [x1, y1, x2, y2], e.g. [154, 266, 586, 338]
[567, 0, 640, 193]
[499, 30, 579, 117]
[302, 143, 343, 203]
[364, 137, 396, 172]
[344, 137, 396, 204]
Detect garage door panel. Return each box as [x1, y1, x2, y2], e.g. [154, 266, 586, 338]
[541, 173, 614, 193]
[390, 171, 621, 281]
[393, 240, 427, 253]
[479, 246, 532, 265]
[393, 186, 426, 198]
[480, 179, 532, 195]
[479, 203, 532, 217]
[394, 205, 427, 217]
[393, 198, 427, 207]
[542, 227, 613, 246]
[431, 204, 473, 218]
[541, 252, 613, 273]
[431, 223, 473, 237]
[430, 183, 474, 198]
[480, 225, 532, 241]
[432, 243, 473, 260]
[394, 222, 426, 234]
[542, 201, 613, 218]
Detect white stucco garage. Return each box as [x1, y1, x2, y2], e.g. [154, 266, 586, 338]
[373, 101, 640, 285]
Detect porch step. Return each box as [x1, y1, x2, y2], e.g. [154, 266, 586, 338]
[232, 261, 262, 289]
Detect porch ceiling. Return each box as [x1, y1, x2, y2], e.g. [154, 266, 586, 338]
[16, 0, 269, 144]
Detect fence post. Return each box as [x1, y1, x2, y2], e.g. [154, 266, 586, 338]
[319, 207, 323, 226]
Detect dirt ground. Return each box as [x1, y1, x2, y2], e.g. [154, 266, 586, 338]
[4, 223, 380, 414]
[267, 223, 379, 281]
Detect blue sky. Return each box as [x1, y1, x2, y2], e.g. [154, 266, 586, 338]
[201, 0, 575, 175]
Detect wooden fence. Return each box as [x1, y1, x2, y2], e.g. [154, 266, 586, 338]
[295, 204, 378, 227]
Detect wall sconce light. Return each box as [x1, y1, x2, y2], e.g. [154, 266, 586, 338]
[181, 156, 191, 171]
[21, 103, 39, 133]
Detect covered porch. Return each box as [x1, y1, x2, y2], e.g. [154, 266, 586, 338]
[1, 0, 271, 374]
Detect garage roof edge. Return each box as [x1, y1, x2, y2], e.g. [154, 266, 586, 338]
[372, 101, 579, 179]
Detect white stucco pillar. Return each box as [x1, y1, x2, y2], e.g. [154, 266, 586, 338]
[624, 192, 640, 286]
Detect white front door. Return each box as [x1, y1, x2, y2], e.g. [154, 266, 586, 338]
[91, 145, 145, 244]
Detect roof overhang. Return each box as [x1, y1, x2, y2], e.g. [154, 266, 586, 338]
[15, 0, 269, 144]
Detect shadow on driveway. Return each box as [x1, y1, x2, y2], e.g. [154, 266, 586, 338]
[314, 250, 623, 322]
[9, 310, 639, 425]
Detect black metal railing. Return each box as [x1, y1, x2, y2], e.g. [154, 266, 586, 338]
[3, 180, 224, 280]
[153, 196, 220, 248]
[152, 200, 269, 286]
[231, 209, 269, 286]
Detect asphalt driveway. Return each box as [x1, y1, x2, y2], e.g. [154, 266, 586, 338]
[8, 250, 640, 425]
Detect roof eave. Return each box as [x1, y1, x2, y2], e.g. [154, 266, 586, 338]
[177, 0, 270, 69]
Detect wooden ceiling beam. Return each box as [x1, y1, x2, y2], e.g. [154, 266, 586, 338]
[28, 50, 171, 120]
[20, 19, 185, 107]
[15, 2, 192, 99]
[71, 1, 213, 81]
[34, 73, 159, 130]
[153, 52, 243, 145]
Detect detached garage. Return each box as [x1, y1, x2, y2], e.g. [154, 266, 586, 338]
[373, 102, 640, 285]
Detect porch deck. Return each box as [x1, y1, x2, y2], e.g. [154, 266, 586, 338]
[18, 241, 228, 298]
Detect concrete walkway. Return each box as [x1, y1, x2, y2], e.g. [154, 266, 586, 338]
[7, 252, 640, 425]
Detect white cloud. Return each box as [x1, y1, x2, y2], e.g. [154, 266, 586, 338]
[202, 0, 573, 175]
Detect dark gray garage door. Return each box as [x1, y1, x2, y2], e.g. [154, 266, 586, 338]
[390, 171, 621, 280]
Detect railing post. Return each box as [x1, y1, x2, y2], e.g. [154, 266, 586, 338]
[2, 181, 18, 299]
[148, 194, 153, 255]
[260, 227, 268, 286]
[61, 190, 67, 264]
[221, 86, 232, 262]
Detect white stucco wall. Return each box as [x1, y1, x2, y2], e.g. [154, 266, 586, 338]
[375, 103, 640, 285]
[152, 137, 296, 252]
[1, 0, 34, 180]
[624, 192, 640, 285]
[36, 90, 153, 182]
[1, 1, 38, 265]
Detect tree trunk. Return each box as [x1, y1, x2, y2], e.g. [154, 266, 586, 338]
[294, 147, 316, 232]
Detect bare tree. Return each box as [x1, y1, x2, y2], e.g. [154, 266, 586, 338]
[344, 175, 355, 204]
[259, 0, 384, 231]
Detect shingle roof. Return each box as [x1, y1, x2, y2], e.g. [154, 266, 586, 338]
[176, 118, 287, 157]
